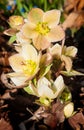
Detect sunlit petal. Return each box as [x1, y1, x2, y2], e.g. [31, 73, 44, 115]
[37, 77, 54, 98]
[54, 75, 64, 89]
[54, 75, 65, 97]
[22, 22, 38, 38]
[43, 10, 61, 28]
[21, 44, 38, 61]
[10, 75, 28, 86]
[28, 8, 44, 24]
[65, 46, 78, 57]
[48, 44, 62, 57]
[9, 54, 25, 72]
[16, 32, 31, 44]
[33, 35, 50, 50]
[8, 15, 24, 30]
[47, 25, 65, 42]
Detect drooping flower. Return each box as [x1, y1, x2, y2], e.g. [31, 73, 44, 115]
[7, 44, 40, 86]
[21, 8, 65, 50]
[8, 15, 24, 30]
[48, 43, 78, 72]
[4, 15, 24, 37]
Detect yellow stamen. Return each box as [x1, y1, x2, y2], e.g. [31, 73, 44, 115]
[23, 60, 37, 76]
[35, 22, 50, 35]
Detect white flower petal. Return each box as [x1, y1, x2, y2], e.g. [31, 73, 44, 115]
[21, 44, 38, 61]
[16, 32, 31, 44]
[47, 26, 65, 42]
[37, 77, 54, 98]
[10, 76, 28, 86]
[43, 9, 61, 28]
[22, 22, 38, 39]
[54, 75, 65, 97]
[9, 54, 25, 72]
[49, 43, 62, 57]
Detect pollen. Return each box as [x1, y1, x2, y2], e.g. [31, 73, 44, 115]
[23, 60, 37, 76]
[35, 22, 50, 35]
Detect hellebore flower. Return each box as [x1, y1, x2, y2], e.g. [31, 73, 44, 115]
[7, 44, 40, 86]
[8, 15, 24, 30]
[24, 75, 65, 106]
[37, 75, 65, 99]
[21, 8, 65, 50]
[48, 43, 77, 72]
[4, 16, 24, 37]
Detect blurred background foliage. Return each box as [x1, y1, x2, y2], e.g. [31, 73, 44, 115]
[0, 0, 65, 32]
[0, 0, 84, 32]
[0, 0, 65, 15]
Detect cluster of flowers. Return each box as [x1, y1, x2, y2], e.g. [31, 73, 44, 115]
[4, 8, 83, 118]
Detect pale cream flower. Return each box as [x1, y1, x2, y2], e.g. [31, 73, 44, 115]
[7, 44, 40, 86]
[37, 75, 65, 99]
[21, 8, 65, 50]
[24, 75, 65, 106]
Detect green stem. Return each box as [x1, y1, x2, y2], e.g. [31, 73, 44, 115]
[44, 0, 47, 11]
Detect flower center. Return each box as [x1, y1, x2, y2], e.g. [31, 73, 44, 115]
[35, 22, 50, 35]
[23, 60, 37, 76]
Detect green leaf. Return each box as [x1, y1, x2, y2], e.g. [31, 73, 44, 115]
[24, 85, 35, 95]
[39, 64, 52, 78]
[61, 70, 84, 76]
[24, 82, 38, 96]
[60, 87, 72, 102]
[36, 97, 51, 106]
[8, 35, 16, 45]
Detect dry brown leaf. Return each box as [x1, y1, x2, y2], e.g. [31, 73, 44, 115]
[44, 101, 65, 128]
[63, 0, 84, 29]
[4, 28, 18, 36]
[64, 0, 84, 13]
[62, 11, 84, 30]
[68, 112, 84, 130]
[0, 118, 13, 130]
[62, 12, 79, 30]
